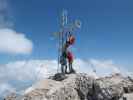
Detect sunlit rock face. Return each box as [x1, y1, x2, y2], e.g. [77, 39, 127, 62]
[4, 73, 133, 100]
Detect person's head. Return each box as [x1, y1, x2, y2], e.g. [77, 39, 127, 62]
[69, 35, 75, 45]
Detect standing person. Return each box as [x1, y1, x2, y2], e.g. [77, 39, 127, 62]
[67, 51, 75, 73]
[60, 39, 70, 74]
[67, 34, 75, 73]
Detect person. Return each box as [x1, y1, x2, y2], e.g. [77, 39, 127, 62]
[60, 39, 69, 74]
[67, 51, 75, 73]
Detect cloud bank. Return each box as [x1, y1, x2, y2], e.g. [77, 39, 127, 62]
[0, 59, 131, 98]
[0, 29, 33, 54]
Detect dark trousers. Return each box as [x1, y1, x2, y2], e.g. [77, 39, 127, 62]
[61, 64, 67, 74]
[69, 63, 75, 73]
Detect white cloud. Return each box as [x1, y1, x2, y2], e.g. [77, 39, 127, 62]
[73, 59, 121, 78]
[89, 59, 121, 75]
[0, 59, 131, 98]
[0, 60, 57, 82]
[0, 28, 33, 54]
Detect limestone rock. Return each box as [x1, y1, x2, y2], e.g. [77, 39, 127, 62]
[4, 73, 133, 100]
[123, 93, 133, 100]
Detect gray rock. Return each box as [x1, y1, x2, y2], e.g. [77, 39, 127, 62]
[119, 93, 133, 100]
[4, 73, 133, 100]
[123, 93, 133, 100]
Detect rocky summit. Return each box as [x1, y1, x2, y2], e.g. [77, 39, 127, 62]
[4, 73, 133, 100]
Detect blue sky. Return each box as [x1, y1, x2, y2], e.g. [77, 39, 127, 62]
[0, 0, 133, 70]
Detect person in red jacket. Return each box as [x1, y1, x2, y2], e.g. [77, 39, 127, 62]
[67, 51, 75, 73]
